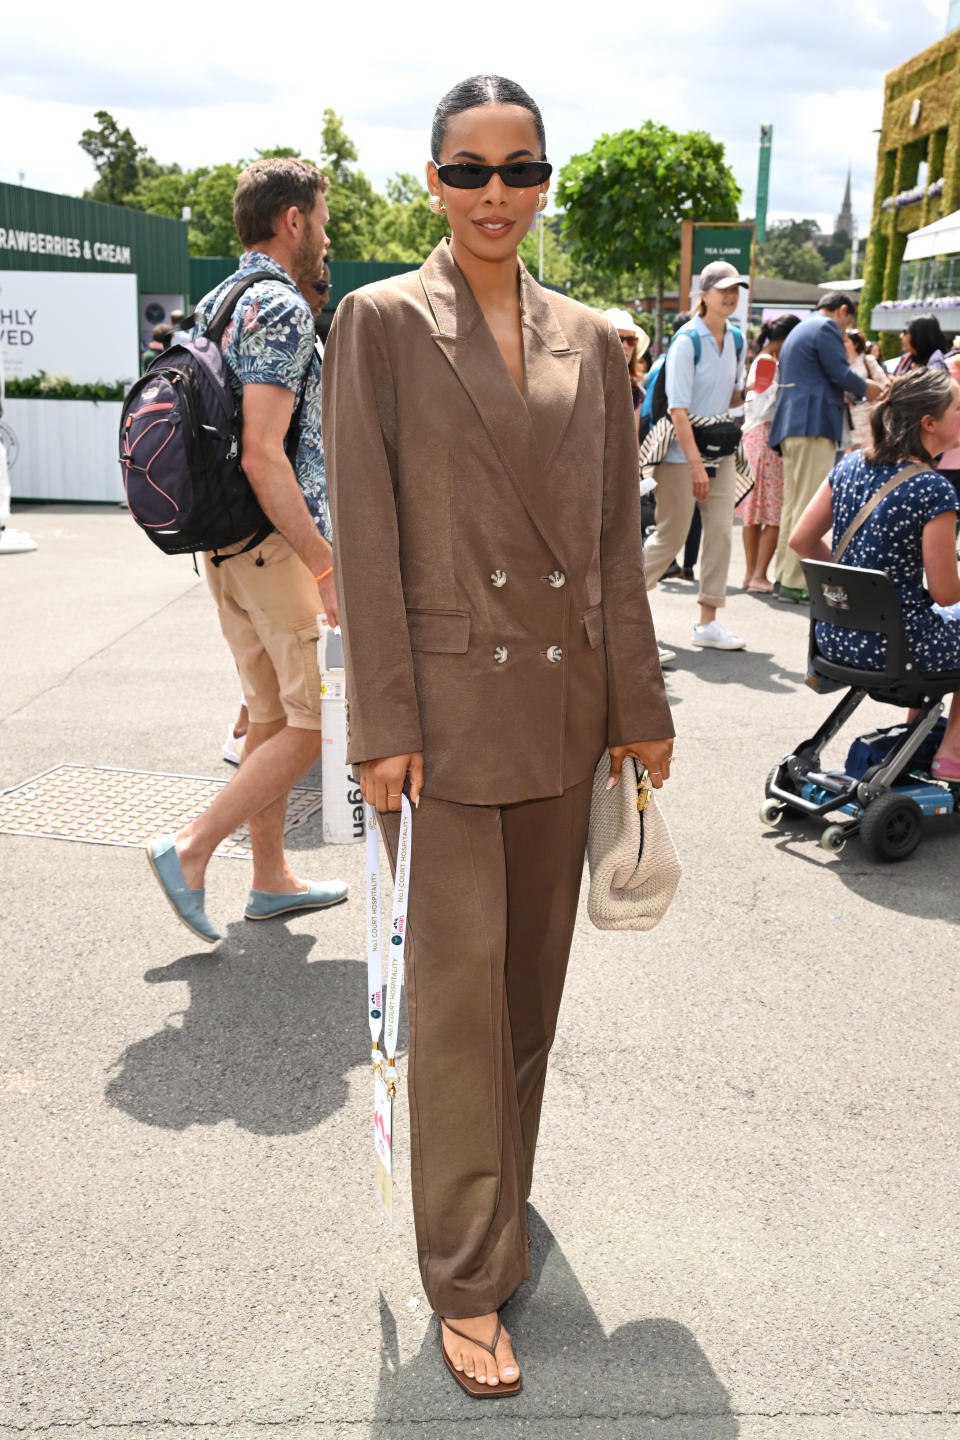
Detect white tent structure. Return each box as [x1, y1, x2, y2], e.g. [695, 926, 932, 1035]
[871, 209, 960, 333]
[902, 209, 960, 262]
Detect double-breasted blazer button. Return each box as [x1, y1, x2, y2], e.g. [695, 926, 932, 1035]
[490, 570, 507, 587]
[493, 645, 509, 664]
[546, 570, 566, 588]
[546, 645, 563, 663]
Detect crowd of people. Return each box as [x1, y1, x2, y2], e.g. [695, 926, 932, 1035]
[135, 70, 960, 1403]
[627, 286, 960, 667]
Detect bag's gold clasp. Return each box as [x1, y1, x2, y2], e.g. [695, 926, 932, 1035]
[637, 771, 652, 813]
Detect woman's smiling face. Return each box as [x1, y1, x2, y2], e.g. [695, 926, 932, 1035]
[427, 104, 548, 265]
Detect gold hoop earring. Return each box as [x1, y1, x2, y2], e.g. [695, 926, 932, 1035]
[429, 195, 446, 216]
[536, 193, 548, 212]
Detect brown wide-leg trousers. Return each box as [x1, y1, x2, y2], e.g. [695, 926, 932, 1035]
[379, 774, 593, 1319]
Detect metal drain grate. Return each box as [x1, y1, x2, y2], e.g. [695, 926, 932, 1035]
[0, 765, 323, 859]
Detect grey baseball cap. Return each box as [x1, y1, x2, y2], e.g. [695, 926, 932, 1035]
[698, 260, 750, 292]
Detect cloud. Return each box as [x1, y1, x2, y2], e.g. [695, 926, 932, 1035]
[0, 0, 951, 238]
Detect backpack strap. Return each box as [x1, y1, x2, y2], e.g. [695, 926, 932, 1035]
[832, 461, 928, 563]
[671, 321, 742, 361]
[672, 322, 701, 364]
[201, 269, 279, 346]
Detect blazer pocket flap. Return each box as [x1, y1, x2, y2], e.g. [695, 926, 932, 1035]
[406, 609, 470, 654]
[582, 604, 604, 649]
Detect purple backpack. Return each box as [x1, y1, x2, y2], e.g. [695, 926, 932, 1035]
[120, 270, 300, 563]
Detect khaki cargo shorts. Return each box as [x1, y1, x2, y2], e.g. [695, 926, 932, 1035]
[204, 530, 323, 730]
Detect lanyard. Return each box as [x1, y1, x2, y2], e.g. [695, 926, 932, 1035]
[366, 796, 413, 1097]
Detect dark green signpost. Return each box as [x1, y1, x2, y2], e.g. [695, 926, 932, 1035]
[755, 125, 773, 246]
[690, 225, 754, 278]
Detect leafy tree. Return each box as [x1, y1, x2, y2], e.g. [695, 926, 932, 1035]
[132, 162, 245, 255]
[319, 109, 386, 260]
[186, 164, 248, 255]
[756, 219, 827, 284]
[517, 216, 573, 290]
[825, 247, 864, 283]
[818, 228, 851, 269]
[557, 122, 740, 347]
[372, 173, 449, 261]
[79, 110, 176, 206]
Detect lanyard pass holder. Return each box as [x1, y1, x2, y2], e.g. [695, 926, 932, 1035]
[365, 796, 413, 1219]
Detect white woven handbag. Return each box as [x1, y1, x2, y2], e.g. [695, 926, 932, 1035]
[586, 753, 681, 931]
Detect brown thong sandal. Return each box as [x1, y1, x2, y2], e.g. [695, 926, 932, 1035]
[440, 1317, 522, 1398]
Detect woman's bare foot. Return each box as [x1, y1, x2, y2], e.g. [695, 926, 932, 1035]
[747, 577, 774, 593]
[441, 1313, 519, 1386]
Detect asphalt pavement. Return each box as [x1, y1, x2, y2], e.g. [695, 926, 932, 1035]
[2, 503, 959, 1440]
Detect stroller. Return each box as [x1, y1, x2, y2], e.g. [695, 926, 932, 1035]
[762, 559, 960, 861]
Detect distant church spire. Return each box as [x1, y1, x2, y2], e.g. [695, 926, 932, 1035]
[835, 167, 853, 241]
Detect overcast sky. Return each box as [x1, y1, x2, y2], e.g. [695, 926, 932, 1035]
[0, 0, 950, 244]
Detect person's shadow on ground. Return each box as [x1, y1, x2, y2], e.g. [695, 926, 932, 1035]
[104, 925, 368, 1134]
[371, 1208, 738, 1438]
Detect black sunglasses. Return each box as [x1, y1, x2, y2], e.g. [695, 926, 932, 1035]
[311, 280, 330, 296]
[436, 161, 552, 190]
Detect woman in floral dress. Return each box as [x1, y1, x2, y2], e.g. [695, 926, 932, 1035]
[736, 313, 800, 592]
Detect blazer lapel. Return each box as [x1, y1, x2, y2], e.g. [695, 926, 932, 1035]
[421, 242, 580, 566]
[519, 264, 582, 473]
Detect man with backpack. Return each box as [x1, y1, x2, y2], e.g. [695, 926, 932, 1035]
[142, 157, 347, 943]
[642, 261, 749, 653]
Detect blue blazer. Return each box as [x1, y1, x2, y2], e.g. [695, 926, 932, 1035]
[768, 312, 867, 449]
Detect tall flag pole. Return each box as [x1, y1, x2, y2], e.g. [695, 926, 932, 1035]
[755, 125, 773, 246]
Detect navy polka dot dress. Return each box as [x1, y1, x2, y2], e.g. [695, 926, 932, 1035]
[816, 451, 960, 672]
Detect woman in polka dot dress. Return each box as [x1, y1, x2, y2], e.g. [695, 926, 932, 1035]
[789, 368, 960, 778]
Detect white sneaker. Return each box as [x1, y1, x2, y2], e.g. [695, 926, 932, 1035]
[222, 728, 246, 765]
[657, 641, 677, 666]
[0, 528, 38, 554]
[692, 620, 745, 651]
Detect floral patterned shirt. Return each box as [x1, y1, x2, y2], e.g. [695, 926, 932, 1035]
[193, 251, 329, 539]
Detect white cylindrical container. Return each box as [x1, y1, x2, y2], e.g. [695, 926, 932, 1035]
[319, 624, 363, 844]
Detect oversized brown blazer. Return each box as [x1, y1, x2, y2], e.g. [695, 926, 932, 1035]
[323, 239, 674, 807]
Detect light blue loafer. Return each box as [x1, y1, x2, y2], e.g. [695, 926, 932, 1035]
[244, 879, 349, 920]
[145, 835, 222, 944]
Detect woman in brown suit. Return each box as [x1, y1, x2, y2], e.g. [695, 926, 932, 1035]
[323, 75, 675, 1395]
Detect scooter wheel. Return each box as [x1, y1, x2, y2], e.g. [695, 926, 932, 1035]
[759, 799, 784, 826]
[860, 792, 923, 862]
[819, 824, 847, 854]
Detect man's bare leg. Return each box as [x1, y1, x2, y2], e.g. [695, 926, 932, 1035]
[243, 719, 322, 893]
[175, 719, 324, 891]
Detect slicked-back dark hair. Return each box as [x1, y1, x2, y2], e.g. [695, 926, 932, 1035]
[431, 75, 546, 163]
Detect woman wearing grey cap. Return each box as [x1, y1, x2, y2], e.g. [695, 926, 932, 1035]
[643, 260, 749, 651]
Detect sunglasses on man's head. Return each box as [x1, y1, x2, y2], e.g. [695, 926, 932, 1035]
[435, 161, 552, 190]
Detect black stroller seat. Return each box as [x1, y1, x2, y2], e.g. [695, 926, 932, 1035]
[762, 560, 960, 860]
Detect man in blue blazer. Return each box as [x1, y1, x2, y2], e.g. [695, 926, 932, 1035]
[768, 292, 886, 599]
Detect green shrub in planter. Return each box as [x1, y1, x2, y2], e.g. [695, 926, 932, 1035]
[5, 371, 126, 401]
